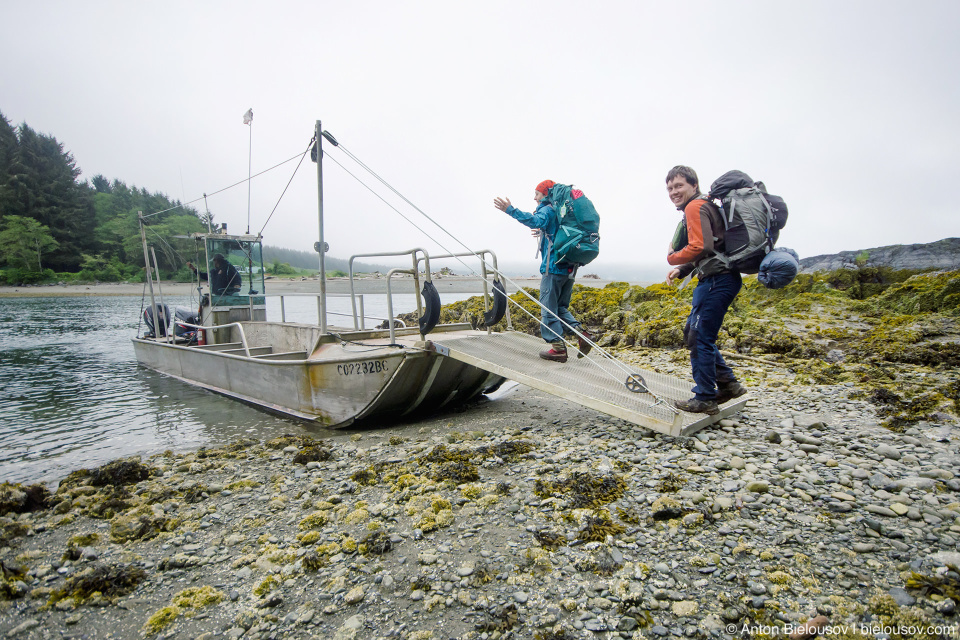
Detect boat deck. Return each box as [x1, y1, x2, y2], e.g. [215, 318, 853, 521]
[427, 331, 747, 437]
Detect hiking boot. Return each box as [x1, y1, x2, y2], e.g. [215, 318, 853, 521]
[715, 380, 747, 405]
[539, 341, 568, 363]
[674, 397, 719, 415]
[576, 329, 593, 359]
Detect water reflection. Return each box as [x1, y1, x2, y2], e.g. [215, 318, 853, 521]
[0, 296, 322, 487]
[0, 291, 481, 487]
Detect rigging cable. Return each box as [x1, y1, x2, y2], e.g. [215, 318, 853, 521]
[257, 137, 315, 238]
[141, 150, 306, 220]
[324, 144, 668, 407]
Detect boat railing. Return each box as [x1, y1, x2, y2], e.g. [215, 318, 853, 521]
[347, 249, 433, 333]
[263, 292, 406, 329]
[172, 321, 253, 356]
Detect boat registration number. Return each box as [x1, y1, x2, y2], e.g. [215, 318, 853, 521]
[337, 360, 389, 376]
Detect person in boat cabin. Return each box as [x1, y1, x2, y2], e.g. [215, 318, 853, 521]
[187, 254, 241, 295]
[493, 180, 592, 364]
[665, 165, 747, 414]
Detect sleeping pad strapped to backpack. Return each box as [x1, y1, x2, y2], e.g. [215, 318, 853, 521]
[545, 183, 600, 267]
[705, 170, 797, 288]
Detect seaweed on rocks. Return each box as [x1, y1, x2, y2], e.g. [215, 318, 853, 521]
[577, 511, 626, 542]
[474, 440, 536, 461]
[109, 508, 178, 543]
[534, 528, 565, 550]
[535, 471, 627, 509]
[431, 460, 480, 484]
[359, 529, 392, 556]
[49, 563, 147, 605]
[656, 471, 686, 493]
[0, 517, 29, 545]
[0, 482, 50, 515]
[293, 444, 332, 464]
[535, 629, 577, 640]
[476, 603, 520, 632]
[350, 467, 379, 486]
[266, 434, 321, 449]
[905, 564, 960, 601]
[83, 458, 152, 488]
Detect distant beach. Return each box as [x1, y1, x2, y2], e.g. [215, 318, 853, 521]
[0, 275, 651, 299]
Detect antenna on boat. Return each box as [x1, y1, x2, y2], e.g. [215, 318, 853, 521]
[244, 108, 254, 234]
[202, 193, 212, 233]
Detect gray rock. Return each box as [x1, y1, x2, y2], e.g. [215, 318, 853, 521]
[746, 481, 770, 493]
[584, 618, 608, 632]
[936, 599, 957, 615]
[792, 433, 822, 446]
[617, 616, 638, 632]
[6, 620, 41, 637]
[777, 458, 801, 472]
[888, 587, 915, 607]
[876, 444, 902, 460]
[793, 415, 826, 430]
[800, 238, 960, 272]
[892, 477, 938, 491]
[928, 551, 960, 567]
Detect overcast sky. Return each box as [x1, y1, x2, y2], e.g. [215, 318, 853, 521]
[3, 1, 958, 281]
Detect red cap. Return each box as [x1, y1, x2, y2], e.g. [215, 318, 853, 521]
[535, 180, 555, 197]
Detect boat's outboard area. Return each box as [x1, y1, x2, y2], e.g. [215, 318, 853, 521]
[142, 303, 201, 341]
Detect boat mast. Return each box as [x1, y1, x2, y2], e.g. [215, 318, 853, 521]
[316, 120, 327, 333]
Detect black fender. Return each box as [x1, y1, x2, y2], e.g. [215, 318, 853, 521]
[419, 280, 441, 336]
[481, 279, 507, 328]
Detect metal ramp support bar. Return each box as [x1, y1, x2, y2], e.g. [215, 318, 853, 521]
[427, 331, 747, 437]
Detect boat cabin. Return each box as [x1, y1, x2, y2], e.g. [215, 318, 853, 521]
[193, 232, 266, 340]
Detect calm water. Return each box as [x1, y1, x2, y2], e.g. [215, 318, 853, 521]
[0, 292, 476, 487]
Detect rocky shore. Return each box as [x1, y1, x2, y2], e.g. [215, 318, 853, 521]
[1, 346, 959, 640]
[2, 268, 959, 639]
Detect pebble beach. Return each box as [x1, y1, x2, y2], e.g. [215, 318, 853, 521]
[1, 346, 958, 640]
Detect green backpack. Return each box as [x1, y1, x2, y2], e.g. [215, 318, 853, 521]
[546, 184, 600, 267]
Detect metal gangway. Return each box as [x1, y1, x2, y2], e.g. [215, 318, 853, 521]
[425, 330, 748, 437]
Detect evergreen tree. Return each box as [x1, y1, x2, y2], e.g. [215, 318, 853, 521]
[0, 111, 18, 218]
[3, 124, 95, 270]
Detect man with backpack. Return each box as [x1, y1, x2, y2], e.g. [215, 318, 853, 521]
[665, 165, 747, 414]
[493, 180, 592, 363]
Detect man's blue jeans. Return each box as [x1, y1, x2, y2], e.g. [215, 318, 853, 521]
[539, 272, 580, 342]
[685, 271, 742, 401]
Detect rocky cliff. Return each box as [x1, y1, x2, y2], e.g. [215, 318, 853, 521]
[799, 237, 960, 273]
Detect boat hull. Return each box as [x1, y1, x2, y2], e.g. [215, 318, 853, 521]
[132, 327, 503, 427]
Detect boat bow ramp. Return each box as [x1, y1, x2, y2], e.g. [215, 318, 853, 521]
[425, 331, 747, 437]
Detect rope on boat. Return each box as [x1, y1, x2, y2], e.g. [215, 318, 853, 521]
[324, 142, 671, 408]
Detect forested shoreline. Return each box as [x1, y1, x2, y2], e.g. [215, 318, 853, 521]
[0, 111, 385, 286]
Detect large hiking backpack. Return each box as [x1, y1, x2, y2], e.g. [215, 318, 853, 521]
[706, 170, 789, 275]
[546, 183, 600, 267]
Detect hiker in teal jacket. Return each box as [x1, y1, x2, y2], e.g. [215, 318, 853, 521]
[493, 179, 591, 363]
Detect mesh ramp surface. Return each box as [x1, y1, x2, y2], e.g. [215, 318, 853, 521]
[429, 331, 747, 436]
